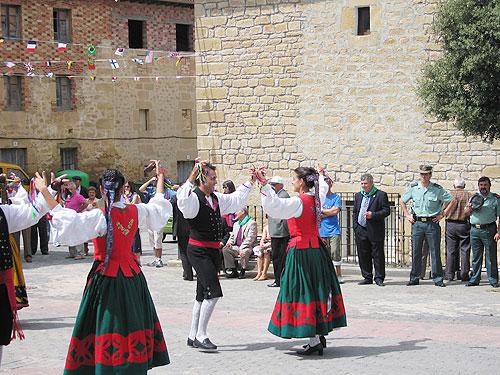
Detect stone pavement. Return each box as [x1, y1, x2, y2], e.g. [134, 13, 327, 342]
[3, 234, 500, 375]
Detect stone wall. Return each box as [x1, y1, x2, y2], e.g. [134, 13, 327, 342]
[0, 0, 196, 182]
[194, 0, 499, 193]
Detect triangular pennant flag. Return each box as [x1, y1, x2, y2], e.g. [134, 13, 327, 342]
[90, 76, 96, 81]
[5, 62, 15, 68]
[46, 72, 54, 78]
[26, 40, 37, 52]
[111, 76, 117, 82]
[176, 57, 183, 68]
[57, 42, 67, 52]
[109, 59, 119, 69]
[24, 62, 34, 72]
[145, 51, 154, 64]
[115, 48, 124, 56]
[67, 61, 73, 70]
[132, 58, 144, 65]
[87, 59, 96, 70]
[45, 61, 52, 67]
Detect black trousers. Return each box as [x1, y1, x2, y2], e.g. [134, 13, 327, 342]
[0, 283, 13, 345]
[355, 227, 385, 282]
[271, 237, 289, 285]
[178, 235, 193, 279]
[187, 244, 222, 302]
[445, 221, 471, 280]
[31, 216, 49, 255]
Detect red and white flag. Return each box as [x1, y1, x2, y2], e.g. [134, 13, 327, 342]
[26, 40, 37, 52]
[57, 42, 67, 52]
[145, 50, 154, 64]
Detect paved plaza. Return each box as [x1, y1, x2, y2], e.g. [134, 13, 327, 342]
[3, 235, 500, 375]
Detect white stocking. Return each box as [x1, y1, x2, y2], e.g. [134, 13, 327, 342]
[309, 335, 320, 347]
[188, 300, 202, 341]
[196, 297, 219, 341]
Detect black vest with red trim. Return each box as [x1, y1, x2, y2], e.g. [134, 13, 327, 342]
[186, 188, 224, 242]
[0, 208, 13, 271]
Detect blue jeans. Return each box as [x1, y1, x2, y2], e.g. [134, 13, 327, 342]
[470, 225, 498, 285]
[410, 221, 443, 283]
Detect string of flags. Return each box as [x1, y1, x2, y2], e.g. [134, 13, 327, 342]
[0, 73, 196, 81]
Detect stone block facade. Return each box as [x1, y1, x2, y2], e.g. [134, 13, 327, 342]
[0, 0, 196, 182]
[194, 0, 499, 193]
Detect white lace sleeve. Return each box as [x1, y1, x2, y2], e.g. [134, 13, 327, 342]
[260, 184, 303, 219]
[136, 193, 172, 231]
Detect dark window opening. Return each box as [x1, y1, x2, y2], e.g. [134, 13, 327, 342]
[4, 76, 23, 111]
[140, 109, 149, 131]
[1, 4, 21, 39]
[128, 20, 146, 49]
[357, 7, 370, 36]
[176, 24, 193, 52]
[53, 9, 72, 42]
[0, 148, 27, 170]
[56, 76, 73, 111]
[60, 147, 77, 170]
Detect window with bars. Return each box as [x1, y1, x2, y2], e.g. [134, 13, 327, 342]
[176, 24, 193, 52]
[56, 76, 73, 111]
[60, 148, 77, 170]
[1, 4, 21, 39]
[53, 8, 71, 43]
[128, 20, 146, 49]
[0, 148, 27, 169]
[4, 76, 23, 111]
[357, 7, 370, 36]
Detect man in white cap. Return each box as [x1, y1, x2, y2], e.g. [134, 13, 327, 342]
[267, 176, 290, 287]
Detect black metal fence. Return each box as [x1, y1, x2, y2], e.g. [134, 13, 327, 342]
[248, 191, 410, 267]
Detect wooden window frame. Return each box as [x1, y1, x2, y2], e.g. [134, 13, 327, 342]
[1, 4, 21, 40]
[357, 7, 371, 36]
[55, 76, 73, 111]
[4, 75, 23, 111]
[60, 147, 78, 170]
[176, 23, 193, 52]
[53, 8, 72, 43]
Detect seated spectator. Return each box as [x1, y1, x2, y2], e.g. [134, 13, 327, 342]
[85, 186, 103, 211]
[223, 208, 257, 279]
[252, 223, 271, 281]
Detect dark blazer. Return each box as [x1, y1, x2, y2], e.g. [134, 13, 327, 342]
[171, 195, 190, 238]
[353, 189, 391, 242]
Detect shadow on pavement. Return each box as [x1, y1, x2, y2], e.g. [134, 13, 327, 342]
[21, 316, 76, 330]
[219, 339, 429, 360]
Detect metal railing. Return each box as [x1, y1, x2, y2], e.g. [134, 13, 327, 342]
[247, 192, 410, 267]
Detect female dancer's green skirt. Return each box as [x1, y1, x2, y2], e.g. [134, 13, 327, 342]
[268, 246, 347, 338]
[64, 262, 169, 374]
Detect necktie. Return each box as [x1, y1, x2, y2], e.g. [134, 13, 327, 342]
[358, 197, 370, 227]
[236, 226, 244, 246]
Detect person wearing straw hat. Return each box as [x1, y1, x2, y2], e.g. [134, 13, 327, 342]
[401, 165, 452, 287]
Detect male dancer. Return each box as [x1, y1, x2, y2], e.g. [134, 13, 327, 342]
[177, 160, 254, 350]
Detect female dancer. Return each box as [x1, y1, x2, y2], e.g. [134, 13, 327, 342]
[256, 166, 347, 355]
[38, 162, 171, 374]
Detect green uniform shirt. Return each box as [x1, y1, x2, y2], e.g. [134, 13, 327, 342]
[469, 192, 500, 225]
[402, 181, 452, 217]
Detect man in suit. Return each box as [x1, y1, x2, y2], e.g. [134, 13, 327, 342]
[353, 173, 391, 286]
[267, 176, 290, 287]
[222, 207, 257, 279]
[72, 176, 88, 198]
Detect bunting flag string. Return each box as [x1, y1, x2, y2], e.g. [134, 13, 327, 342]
[0, 73, 196, 80]
[0, 36, 198, 56]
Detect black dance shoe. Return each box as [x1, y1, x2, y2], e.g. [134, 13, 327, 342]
[303, 336, 326, 349]
[406, 280, 419, 286]
[194, 338, 217, 351]
[465, 282, 479, 287]
[435, 281, 446, 287]
[238, 269, 246, 279]
[225, 269, 238, 279]
[268, 282, 280, 287]
[187, 338, 194, 347]
[375, 279, 385, 287]
[297, 343, 323, 356]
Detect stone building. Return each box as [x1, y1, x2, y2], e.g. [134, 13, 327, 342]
[194, 0, 499, 192]
[1, 0, 196, 182]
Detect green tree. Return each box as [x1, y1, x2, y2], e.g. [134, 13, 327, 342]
[418, 0, 500, 141]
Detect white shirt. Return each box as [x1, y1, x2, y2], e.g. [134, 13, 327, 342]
[260, 175, 328, 219]
[177, 181, 253, 219]
[50, 193, 172, 247]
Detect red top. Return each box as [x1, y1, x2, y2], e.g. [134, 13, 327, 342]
[287, 194, 320, 249]
[93, 205, 141, 277]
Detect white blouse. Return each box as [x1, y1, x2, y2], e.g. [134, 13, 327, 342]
[1, 187, 52, 233]
[177, 180, 253, 219]
[260, 175, 328, 220]
[50, 193, 172, 247]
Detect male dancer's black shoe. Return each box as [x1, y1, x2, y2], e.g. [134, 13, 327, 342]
[187, 338, 194, 347]
[406, 280, 419, 286]
[238, 269, 246, 279]
[303, 336, 326, 349]
[194, 338, 217, 351]
[297, 343, 323, 356]
[268, 282, 279, 287]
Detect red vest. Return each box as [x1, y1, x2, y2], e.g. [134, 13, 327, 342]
[93, 205, 141, 277]
[287, 195, 320, 249]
